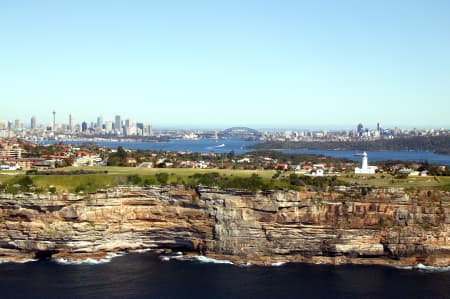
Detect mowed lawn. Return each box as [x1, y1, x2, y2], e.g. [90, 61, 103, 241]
[1, 167, 450, 192]
[82, 166, 277, 179]
[2, 167, 277, 193]
[339, 173, 450, 190]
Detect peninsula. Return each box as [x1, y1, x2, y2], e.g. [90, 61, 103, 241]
[246, 135, 450, 155]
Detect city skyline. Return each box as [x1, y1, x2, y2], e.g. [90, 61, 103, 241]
[1, 1, 450, 127]
[0, 111, 447, 133]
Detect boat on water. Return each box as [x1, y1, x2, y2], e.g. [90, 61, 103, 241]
[214, 144, 225, 148]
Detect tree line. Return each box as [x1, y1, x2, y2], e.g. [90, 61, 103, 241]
[248, 136, 450, 155]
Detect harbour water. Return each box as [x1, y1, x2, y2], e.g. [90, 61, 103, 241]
[47, 139, 450, 165]
[280, 149, 450, 165]
[0, 252, 449, 299]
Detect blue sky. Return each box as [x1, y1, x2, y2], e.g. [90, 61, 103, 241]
[1, 0, 449, 129]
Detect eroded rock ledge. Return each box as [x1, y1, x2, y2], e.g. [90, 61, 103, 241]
[0, 186, 449, 267]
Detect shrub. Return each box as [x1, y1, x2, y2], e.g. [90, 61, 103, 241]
[156, 173, 169, 185]
[127, 174, 142, 185]
[143, 176, 157, 186]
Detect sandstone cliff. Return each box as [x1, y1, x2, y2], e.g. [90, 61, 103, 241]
[0, 186, 449, 267]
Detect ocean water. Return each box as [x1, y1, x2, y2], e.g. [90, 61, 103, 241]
[45, 139, 450, 165]
[0, 252, 449, 299]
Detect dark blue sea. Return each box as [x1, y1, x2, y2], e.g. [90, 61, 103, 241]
[45, 139, 450, 165]
[0, 252, 449, 299]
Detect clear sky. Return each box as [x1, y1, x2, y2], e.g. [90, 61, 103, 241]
[1, 0, 449, 129]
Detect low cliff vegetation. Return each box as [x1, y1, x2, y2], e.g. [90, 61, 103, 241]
[1, 169, 450, 195]
[1, 168, 348, 194]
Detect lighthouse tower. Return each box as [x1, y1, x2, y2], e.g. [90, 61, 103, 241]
[355, 152, 376, 174]
[361, 152, 368, 169]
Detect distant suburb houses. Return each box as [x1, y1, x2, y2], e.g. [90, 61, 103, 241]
[0, 139, 104, 170]
[0, 140, 27, 170]
[0, 138, 447, 177]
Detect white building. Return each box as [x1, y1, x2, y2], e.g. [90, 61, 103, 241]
[0, 164, 20, 171]
[105, 121, 113, 133]
[312, 168, 324, 176]
[354, 152, 377, 174]
[183, 132, 199, 140]
[73, 155, 102, 167]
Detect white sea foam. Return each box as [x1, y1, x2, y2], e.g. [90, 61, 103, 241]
[55, 258, 109, 265]
[414, 264, 450, 272]
[132, 248, 153, 253]
[55, 252, 125, 265]
[271, 262, 286, 267]
[159, 252, 183, 262]
[398, 263, 450, 272]
[0, 258, 38, 264]
[160, 256, 171, 261]
[18, 258, 38, 263]
[190, 255, 234, 265]
[159, 254, 234, 265]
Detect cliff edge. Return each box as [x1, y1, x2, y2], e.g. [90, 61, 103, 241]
[0, 186, 449, 267]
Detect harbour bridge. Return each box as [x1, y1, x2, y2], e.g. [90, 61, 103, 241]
[219, 127, 262, 139]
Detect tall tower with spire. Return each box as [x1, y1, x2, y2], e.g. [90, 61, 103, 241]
[69, 114, 74, 132]
[52, 111, 56, 132]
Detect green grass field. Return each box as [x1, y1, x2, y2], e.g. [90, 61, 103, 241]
[339, 173, 450, 190]
[1, 167, 278, 193]
[1, 167, 449, 193]
[81, 166, 277, 178]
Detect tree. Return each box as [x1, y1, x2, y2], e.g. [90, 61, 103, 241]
[117, 146, 127, 160]
[227, 150, 235, 159]
[127, 174, 142, 185]
[107, 146, 128, 166]
[156, 173, 169, 185]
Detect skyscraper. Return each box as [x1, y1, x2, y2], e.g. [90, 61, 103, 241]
[357, 123, 364, 137]
[31, 116, 36, 130]
[69, 114, 74, 132]
[105, 121, 113, 133]
[144, 124, 152, 136]
[97, 116, 103, 129]
[115, 115, 121, 134]
[52, 111, 56, 132]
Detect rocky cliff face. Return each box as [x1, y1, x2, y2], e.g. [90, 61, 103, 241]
[0, 186, 449, 266]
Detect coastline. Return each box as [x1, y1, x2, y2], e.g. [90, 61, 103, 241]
[31, 139, 450, 166]
[0, 186, 449, 268]
[2, 250, 449, 272]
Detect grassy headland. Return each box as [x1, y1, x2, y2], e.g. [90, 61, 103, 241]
[1, 166, 449, 194]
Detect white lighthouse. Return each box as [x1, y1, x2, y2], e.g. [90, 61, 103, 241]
[355, 152, 376, 174]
